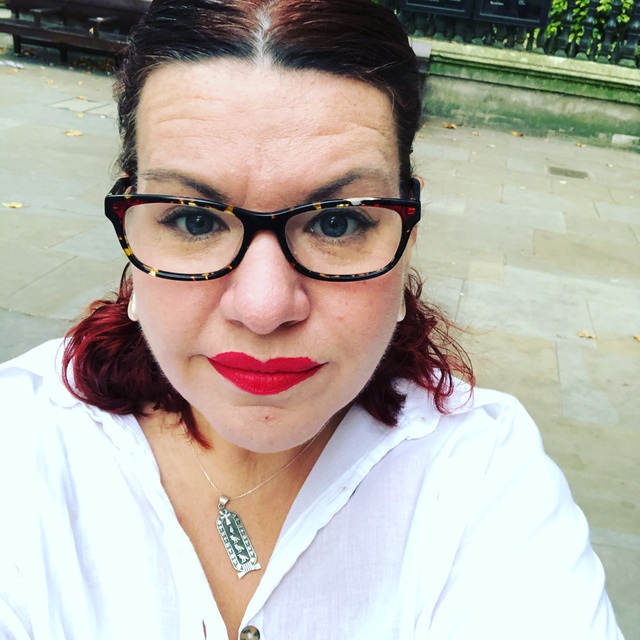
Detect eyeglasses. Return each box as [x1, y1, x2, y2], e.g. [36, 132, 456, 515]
[104, 177, 421, 282]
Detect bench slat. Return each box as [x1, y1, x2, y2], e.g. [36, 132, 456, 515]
[0, 0, 149, 60]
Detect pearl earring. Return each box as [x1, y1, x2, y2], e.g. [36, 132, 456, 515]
[127, 292, 139, 322]
[397, 295, 406, 323]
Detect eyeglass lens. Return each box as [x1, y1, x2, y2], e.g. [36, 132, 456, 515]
[122, 202, 405, 276]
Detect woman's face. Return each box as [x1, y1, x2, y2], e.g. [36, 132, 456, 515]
[132, 59, 415, 453]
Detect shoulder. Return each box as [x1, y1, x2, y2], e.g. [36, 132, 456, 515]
[396, 380, 544, 467]
[0, 338, 70, 404]
[0, 340, 85, 469]
[0, 340, 88, 447]
[398, 382, 567, 527]
[0, 340, 144, 485]
[395, 384, 621, 638]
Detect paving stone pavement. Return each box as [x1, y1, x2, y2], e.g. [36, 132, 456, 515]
[1, 48, 639, 637]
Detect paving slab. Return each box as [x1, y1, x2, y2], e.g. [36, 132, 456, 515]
[458, 275, 596, 343]
[429, 210, 537, 257]
[50, 97, 110, 112]
[421, 192, 466, 216]
[414, 141, 471, 162]
[595, 201, 640, 224]
[0, 308, 71, 363]
[550, 179, 617, 203]
[467, 196, 567, 232]
[506, 153, 550, 175]
[588, 297, 640, 337]
[50, 221, 125, 261]
[531, 229, 640, 282]
[461, 330, 562, 417]
[563, 212, 639, 245]
[593, 541, 640, 637]
[0, 244, 73, 301]
[502, 183, 598, 217]
[0, 208, 97, 249]
[4, 255, 125, 320]
[419, 273, 464, 319]
[556, 341, 623, 427]
[467, 259, 505, 284]
[501, 171, 553, 192]
[609, 186, 640, 207]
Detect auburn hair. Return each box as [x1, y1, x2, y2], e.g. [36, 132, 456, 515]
[62, 0, 474, 443]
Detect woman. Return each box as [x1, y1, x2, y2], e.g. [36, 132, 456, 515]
[0, 1, 623, 638]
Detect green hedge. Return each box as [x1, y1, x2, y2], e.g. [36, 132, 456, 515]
[375, 0, 634, 44]
[547, 0, 633, 39]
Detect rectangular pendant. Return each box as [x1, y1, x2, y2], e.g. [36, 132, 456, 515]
[217, 505, 262, 579]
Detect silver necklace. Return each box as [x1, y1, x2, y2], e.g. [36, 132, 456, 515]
[183, 425, 323, 579]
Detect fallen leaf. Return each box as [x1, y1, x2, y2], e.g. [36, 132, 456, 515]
[65, 130, 84, 137]
[511, 130, 525, 137]
[2, 202, 23, 209]
[46, 79, 54, 85]
[634, 335, 640, 342]
[472, 131, 480, 136]
[577, 330, 595, 339]
[76, 113, 85, 118]
[77, 95, 87, 100]
[576, 142, 586, 147]
[606, 163, 614, 168]
[487, 144, 496, 148]
[442, 122, 457, 130]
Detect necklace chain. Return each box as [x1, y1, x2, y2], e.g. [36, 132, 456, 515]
[183, 425, 323, 503]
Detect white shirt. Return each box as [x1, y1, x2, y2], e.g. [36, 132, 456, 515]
[0, 340, 623, 640]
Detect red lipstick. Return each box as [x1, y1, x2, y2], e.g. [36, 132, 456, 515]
[208, 352, 322, 395]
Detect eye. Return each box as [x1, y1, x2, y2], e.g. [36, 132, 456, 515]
[307, 207, 376, 240]
[160, 206, 229, 238]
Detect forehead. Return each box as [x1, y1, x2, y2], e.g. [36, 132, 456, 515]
[135, 59, 400, 203]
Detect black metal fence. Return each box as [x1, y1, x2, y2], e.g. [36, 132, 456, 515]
[380, 0, 640, 67]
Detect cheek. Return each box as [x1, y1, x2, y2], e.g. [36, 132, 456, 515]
[131, 274, 224, 348]
[334, 275, 404, 353]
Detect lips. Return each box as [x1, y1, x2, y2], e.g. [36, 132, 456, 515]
[208, 352, 323, 395]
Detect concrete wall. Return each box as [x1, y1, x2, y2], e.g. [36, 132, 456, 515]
[412, 39, 640, 149]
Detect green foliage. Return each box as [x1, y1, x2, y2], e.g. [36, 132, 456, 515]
[545, 0, 633, 40]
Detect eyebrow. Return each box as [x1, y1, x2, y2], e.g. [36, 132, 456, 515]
[138, 168, 393, 207]
[138, 169, 228, 202]
[305, 170, 391, 202]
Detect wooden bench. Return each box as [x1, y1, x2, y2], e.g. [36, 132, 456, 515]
[0, 0, 150, 61]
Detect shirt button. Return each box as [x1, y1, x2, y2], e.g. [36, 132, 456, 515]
[240, 626, 260, 640]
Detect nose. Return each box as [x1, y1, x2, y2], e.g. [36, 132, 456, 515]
[219, 231, 311, 334]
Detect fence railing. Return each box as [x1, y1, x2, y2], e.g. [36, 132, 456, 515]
[380, 0, 640, 68]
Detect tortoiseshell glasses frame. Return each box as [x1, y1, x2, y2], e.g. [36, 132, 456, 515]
[104, 177, 421, 283]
